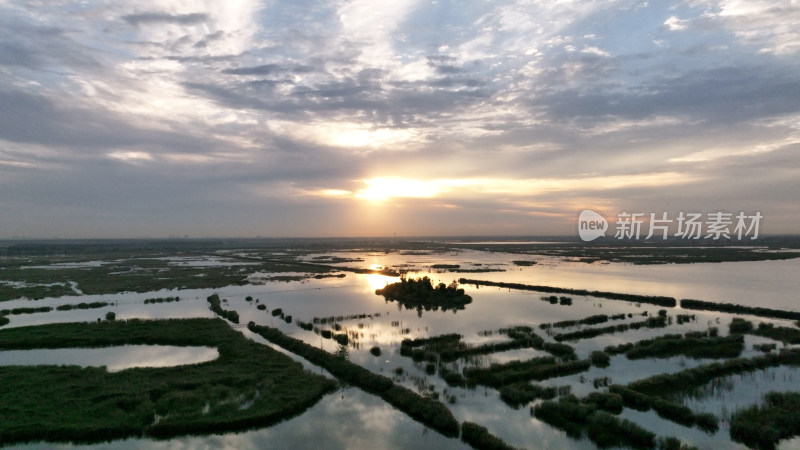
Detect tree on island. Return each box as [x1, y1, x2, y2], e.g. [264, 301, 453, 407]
[374, 275, 472, 313]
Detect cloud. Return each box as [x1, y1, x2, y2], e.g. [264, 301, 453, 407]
[222, 64, 282, 75]
[0, 0, 798, 237]
[122, 12, 209, 26]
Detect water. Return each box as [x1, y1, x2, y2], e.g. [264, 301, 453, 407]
[2, 250, 800, 449]
[0, 345, 218, 372]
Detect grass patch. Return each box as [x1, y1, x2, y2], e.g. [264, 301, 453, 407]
[0, 318, 335, 444]
[730, 391, 800, 450]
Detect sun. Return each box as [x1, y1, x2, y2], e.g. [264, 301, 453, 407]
[355, 177, 438, 201]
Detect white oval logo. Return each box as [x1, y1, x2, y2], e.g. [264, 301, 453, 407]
[578, 210, 608, 241]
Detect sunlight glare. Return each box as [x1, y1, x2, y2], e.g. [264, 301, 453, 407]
[355, 177, 438, 201]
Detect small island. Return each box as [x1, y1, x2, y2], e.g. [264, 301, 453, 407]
[375, 276, 472, 312]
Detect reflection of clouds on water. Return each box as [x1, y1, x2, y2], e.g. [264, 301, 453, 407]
[31, 390, 467, 450]
[0, 345, 218, 372]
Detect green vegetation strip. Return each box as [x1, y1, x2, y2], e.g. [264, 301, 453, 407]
[540, 313, 616, 329]
[247, 322, 460, 437]
[681, 299, 800, 321]
[604, 334, 744, 360]
[207, 294, 239, 324]
[0, 318, 335, 444]
[730, 391, 800, 450]
[459, 278, 676, 307]
[730, 318, 800, 344]
[460, 422, 519, 450]
[532, 396, 656, 449]
[553, 316, 667, 342]
[398, 327, 575, 364]
[626, 349, 800, 397]
[609, 385, 718, 433]
[0, 302, 111, 317]
[499, 382, 558, 408]
[464, 357, 590, 388]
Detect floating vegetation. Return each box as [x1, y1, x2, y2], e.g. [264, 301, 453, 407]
[461, 278, 676, 307]
[681, 299, 800, 321]
[257, 304, 267, 311]
[296, 321, 313, 331]
[271, 308, 283, 317]
[0, 306, 52, 315]
[375, 276, 472, 312]
[369, 346, 381, 357]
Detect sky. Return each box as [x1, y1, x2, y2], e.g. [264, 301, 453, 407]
[1, 0, 798, 238]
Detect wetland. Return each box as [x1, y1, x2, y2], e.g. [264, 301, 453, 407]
[1, 237, 800, 449]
